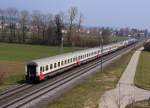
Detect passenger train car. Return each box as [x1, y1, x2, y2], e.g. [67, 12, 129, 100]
[25, 39, 137, 82]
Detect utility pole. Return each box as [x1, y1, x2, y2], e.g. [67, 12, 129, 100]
[132, 84, 135, 108]
[101, 37, 103, 73]
[61, 36, 64, 49]
[99, 31, 103, 73]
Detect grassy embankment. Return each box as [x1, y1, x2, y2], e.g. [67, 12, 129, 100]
[0, 43, 81, 91]
[48, 49, 134, 108]
[135, 51, 150, 90]
[126, 51, 150, 108]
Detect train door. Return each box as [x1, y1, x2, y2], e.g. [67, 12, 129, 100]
[27, 64, 36, 81]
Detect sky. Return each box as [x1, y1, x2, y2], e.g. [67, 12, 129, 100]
[0, 0, 150, 29]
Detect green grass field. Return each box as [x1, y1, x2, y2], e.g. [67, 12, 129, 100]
[135, 51, 150, 90]
[47, 50, 134, 108]
[126, 51, 150, 108]
[0, 43, 81, 91]
[0, 43, 82, 62]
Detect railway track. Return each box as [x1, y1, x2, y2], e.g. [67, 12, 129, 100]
[0, 43, 140, 108]
[0, 84, 32, 101]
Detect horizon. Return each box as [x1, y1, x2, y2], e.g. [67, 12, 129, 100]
[0, 0, 150, 30]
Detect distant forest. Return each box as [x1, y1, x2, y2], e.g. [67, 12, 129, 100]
[0, 7, 113, 47]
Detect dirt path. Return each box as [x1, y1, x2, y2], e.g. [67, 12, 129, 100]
[99, 48, 150, 108]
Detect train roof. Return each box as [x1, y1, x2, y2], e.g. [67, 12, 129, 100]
[30, 47, 102, 65]
[30, 45, 112, 65]
[28, 39, 135, 65]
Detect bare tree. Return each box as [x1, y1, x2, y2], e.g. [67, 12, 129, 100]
[54, 12, 64, 45]
[0, 9, 4, 31]
[6, 8, 18, 42]
[40, 14, 48, 43]
[46, 13, 55, 45]
[67, 7, 78, 45]
[76, 13, 83, 46]
[31, 10, 42, 42]
[0, 9, 6, 40]
[77, 13, 83, 33]
[0, 7, 86, 46]
[20, 10, 29, 43]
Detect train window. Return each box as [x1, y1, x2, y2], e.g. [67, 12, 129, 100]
[73, 58, 76, 62]
[61, 61, 64, 65]
[54, 63, 57, 68]
[68, 59, 70, 63]
[76, 57, 78, 60]
[50, 64, 53, 69]
[78, 56, 80, 59]
[70, 58, 72, 62]
[65, 60, 67, 64]
[46, 65, 48, 71]
[40, 67, 42, 71]
[58, 62, 60, 67]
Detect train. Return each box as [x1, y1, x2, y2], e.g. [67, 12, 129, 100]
[25, 38, 137, 82]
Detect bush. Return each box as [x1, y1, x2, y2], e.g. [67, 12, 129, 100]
[0, 71, 5, 85]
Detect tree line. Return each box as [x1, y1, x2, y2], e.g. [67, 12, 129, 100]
[0, 7, 112, 47]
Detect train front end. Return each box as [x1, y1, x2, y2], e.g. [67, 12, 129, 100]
[25, 62, 39, 82]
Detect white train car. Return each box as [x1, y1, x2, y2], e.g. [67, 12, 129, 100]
[25, 39, 137, 81]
